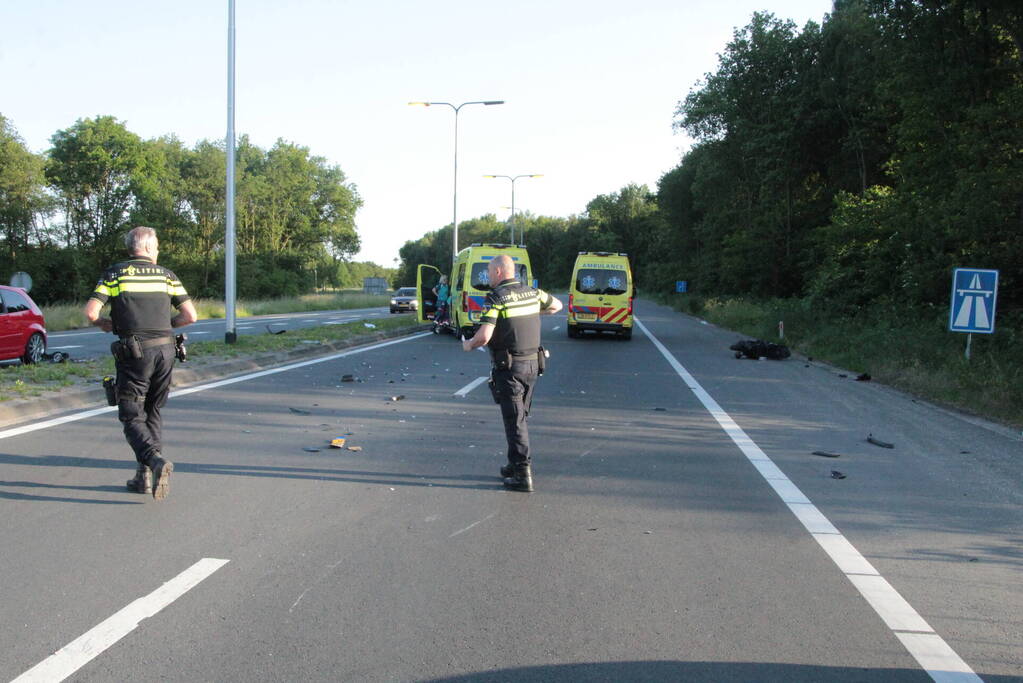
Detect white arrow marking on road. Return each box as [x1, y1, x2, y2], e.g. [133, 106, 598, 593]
[634, 317, 981, 683]
[12, 558, 229, 683]
[454, 376, 489, 397]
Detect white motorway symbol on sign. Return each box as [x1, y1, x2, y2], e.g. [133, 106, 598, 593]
[949, 268, 998, 334]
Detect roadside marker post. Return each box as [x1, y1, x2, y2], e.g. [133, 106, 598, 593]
[949, 268, 999, 360]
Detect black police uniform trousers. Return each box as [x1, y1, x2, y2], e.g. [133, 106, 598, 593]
[116, 343, 175, 466]
[493, 358, 539, 468]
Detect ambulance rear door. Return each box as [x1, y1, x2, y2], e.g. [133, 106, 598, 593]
[416, 264, 442, 324]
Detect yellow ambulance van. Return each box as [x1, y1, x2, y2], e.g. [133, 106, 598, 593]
[417, 243, 533, 339]
[566, 251, 634, 340]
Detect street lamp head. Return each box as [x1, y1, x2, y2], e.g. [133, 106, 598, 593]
[483, 100, 505, 105]
[529, 174, 544, 178]
[407, 101, 430, 106]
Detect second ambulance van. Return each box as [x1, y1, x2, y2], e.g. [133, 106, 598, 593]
[566, 251, 634, 340]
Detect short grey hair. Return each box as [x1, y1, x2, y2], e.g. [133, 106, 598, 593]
[125, 226, 158, 254]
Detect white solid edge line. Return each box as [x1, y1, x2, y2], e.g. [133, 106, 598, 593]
[633, 317, 981, 683]
[12, 558, 229, 683]
[0, 332, 433, 441]
[454, 376, 489, 398]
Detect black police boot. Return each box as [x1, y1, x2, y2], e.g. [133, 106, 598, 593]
[502, 464, 533, 492]
[149, 454, 174, 501]
[126, 464, 152, 494]
[500, 463, 514, 479]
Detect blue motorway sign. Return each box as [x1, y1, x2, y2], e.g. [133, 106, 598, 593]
[949, 268, 998, 334]
[675, 280, 688, 293]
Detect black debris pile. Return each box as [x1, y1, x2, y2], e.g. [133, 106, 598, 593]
[730, 339, 790, 360]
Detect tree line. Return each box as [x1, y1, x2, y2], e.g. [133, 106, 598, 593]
[0, 113, 380, 304]
[398, 0, 1022, 318]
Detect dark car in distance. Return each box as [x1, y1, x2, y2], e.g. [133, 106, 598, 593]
[390, 287, 419, 314]
[0, 284, 47, 364]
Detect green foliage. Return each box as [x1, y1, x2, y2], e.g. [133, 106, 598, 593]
[0, 115, 53, 260]
[0, 115, 367, 304]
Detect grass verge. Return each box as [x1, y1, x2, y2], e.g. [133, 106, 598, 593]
[659, 294, 1023, 429]
[0, 314, 420, 402]
[40, 291, 392, 332]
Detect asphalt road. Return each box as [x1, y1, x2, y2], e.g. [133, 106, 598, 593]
[1, 299, 1020, 682]
[43, 306, 395, 360]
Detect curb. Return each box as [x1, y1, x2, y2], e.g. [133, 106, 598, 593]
[0, 323, 430, 429]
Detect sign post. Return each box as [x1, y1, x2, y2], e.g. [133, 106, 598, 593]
[949, 268, 998, 360]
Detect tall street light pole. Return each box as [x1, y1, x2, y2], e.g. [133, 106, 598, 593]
[409, 100, 504, 265]
[483, 174, 542, 244]
[225, 0, 237, 344]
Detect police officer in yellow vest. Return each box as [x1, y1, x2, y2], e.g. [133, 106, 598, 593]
[83, 227, 197, 500]
[463, 254, 562, 491]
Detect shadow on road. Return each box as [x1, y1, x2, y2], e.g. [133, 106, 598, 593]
[0, 452, 499, 501]
[424, 660, 1014, 682]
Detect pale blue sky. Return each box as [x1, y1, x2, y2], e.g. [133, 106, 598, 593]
[3, 0, 833, 266]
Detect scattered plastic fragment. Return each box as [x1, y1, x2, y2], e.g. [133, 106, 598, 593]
[855, 373, 871, 381]
[289, 407, 312, 415]
[653, 407, 666, 412]
[330, 438, 346, 448]
[644, 530, 652, 535]
[867, 434, 894, 449]
[266, 325, 286, 335]
[812, 450, 841, 458]
[364, 323, 376, 329]
[838, 374, 848, 378]
[347, 446, 363, 452]
[830, 470, 846, 479]
[390, 395, 405, 402]
[341, 374, 355, 382]
[303, 447, 321, 453]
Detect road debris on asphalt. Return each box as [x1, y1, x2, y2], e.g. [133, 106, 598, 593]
[330, 438, 346, 448]
[830, 470, 846, 479]
[347, 446, 363, 452]
[730, 339, 790, 360]
[389, 395, 405, 402]
[303, 447, 321, 453]
[341, 374, 355, 382]
[289, 407, 312, 415]
[812, 450, 842, 458]
[855, 373, 872, 381]
[266, 324, 286, 335]
[364, 323, 376, 329]
[867, 433, 895, 449]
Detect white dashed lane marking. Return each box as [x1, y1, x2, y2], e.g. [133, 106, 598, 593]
[12, 558, 229, 683]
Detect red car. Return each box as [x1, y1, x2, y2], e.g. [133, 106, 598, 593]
[0, 285, 47, 364]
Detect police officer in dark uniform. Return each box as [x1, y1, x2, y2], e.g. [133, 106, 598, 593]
[83, 226, 197, 501]
[463, 254, 562, 491]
